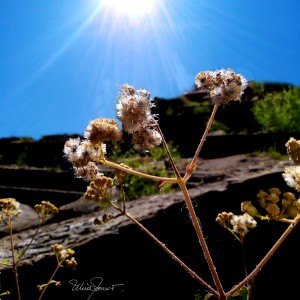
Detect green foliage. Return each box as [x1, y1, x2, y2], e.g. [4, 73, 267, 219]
[106, 140, 180, 200]
[184, 99, 211, 115]
[11, 138, 35, 144]
[209, 120, 230, 134]
[252, 87, 300, 132]
[117, 143, 180, 200]
[16, 147, 29, 167]
[227, 287, 249, 300]
[247, 144, 288, 160]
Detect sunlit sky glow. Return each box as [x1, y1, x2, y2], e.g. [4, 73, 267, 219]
[0, 0, 299, 139]
[101, 0, 157, 22]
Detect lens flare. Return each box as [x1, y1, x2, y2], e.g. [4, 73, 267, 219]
[102, 0, 157, 22]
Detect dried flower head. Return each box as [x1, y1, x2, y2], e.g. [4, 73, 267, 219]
[116, 84, 155, 133]
[65, 256, 78, 270]
[0, 198, 21, 218]
[51, 244, 77, 269]
[64, 138, 106, 180]
[84, 118, 122, 144]
[195, 69, 247, 105]
[64, 139, 105, 165]
[215, 211, 234, 227]
[283, 166, 300, 192]
[285, 137, 300, 165]
[94, 213, 115, 225]
[34, 201, 59, 221]
[74, 161, 104, 181]
[230, 213, 257, 237]
[131, 125, 162, 151]
[84, 176, 114, 203]
[255, 188, 300, 220]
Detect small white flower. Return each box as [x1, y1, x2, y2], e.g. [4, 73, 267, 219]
[230, 213, 256, 236]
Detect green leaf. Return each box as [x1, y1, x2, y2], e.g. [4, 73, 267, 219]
[17, 249, 25, 259]
[0, 290, 10, 296]
[1, 259, 11, 265]
[204, 293, 214, 300]
[228, 286, 249, 300]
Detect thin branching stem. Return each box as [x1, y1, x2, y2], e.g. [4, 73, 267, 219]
[153, 119, 182, 179]
[110, 202, 220, 298]
[178, 180, 225, 298]
[100, 159, 178, 184]
[8, 217, 21, 300]
[184, 103, 220, 181]
[38, 263, 61, 300]
[16, 219, 42, 266]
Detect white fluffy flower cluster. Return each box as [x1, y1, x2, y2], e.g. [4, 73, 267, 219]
[230, 213, 257, 236]
[116, 84, 162, 150]
[63, 137, 105, 181]
[195, 69, 248, 105]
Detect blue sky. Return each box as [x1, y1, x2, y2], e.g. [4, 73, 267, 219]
[0, 0, 299, 140]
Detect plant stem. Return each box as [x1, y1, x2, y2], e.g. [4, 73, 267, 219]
[153, 120, 181, 179]
[178, 180, 225, 298]
[16, 220, 42, 266]
[100, 159, 178, 184]
[184, 103, 219, 181]
[8, 217, 21, 300]
[226, 214, 300, 297]
[110, 202, 220, 298]
[38, 263, 61, 300]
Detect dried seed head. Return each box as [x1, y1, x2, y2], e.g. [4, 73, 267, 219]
[65, 256, 77, 270]
[195, 69, 247, 105]
[216, 211, 234, 227]
[84, 118, 122, 144]
[131, 125, 162, 151]
[84, 176, 114, 203]
[73, 161, 104, 181]
[283, 166, 300, 192]
[285, 137, 300, 165]
[116, 84, 155, 133]
[64, 139, 105, 165]
[34, 201, 59, 221]
[230, 213, 257, 236]
[0, 198, 21, 218]
[51, 244, 77, 269]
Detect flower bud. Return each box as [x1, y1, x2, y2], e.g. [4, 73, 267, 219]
[241, 201, 261, 218]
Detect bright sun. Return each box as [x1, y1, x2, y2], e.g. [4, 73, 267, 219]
[102, 0, 157, 21]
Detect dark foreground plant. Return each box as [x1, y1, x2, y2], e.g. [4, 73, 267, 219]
[64, 69, 300, 299]
[0, 199, 77, 299]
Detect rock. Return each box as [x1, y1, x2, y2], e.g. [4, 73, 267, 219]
[0, 204, 40, 237]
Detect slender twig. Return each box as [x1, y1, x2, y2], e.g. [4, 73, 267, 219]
[16, 220, 42, 266]
[170, 103, 225, 297]
[226, 214, 300, 297]
[101, 159, 178, 184]
[178, 180, 225, 298]
[110, 202, 220, 298]
[153, 119, 182, 179]
[8, 217, 21, 300]
[184, 103, 220, 181]
[38, 263, 61, 300]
